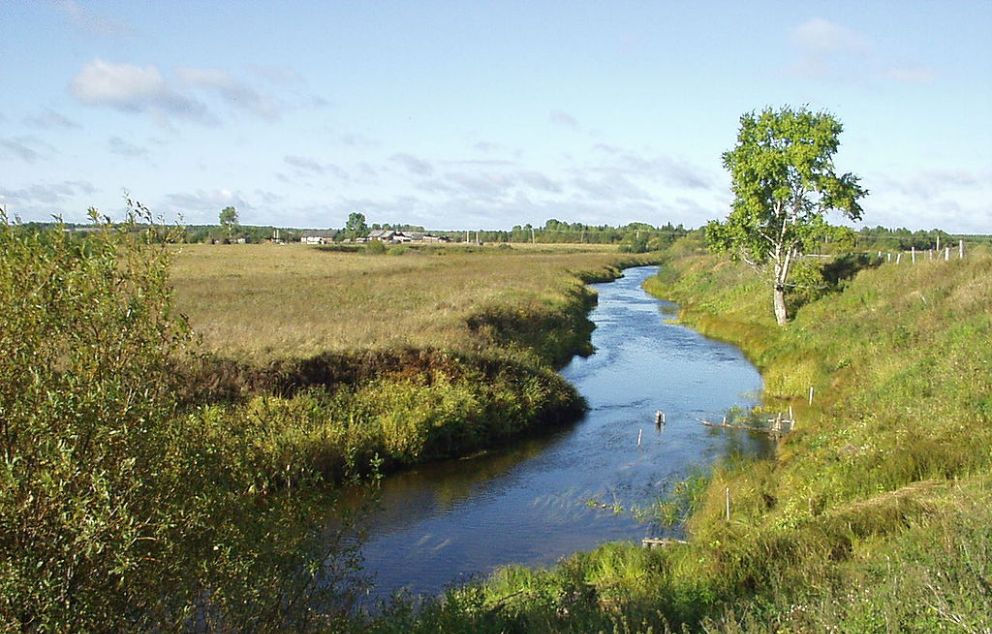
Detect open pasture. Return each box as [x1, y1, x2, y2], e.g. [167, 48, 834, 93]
[170, 242, 647, 360]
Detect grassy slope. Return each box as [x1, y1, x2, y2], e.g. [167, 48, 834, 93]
[371, 247, 992, 632]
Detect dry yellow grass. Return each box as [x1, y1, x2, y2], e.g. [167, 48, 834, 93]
[170, 243, 647, 360]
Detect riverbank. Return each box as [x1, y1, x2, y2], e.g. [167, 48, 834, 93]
[363, 246, 992, 632]
[351, 265, 766, 603]
[173, 246, 661, 487]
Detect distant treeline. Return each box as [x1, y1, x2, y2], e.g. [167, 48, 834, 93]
[12, 219, 989, 253]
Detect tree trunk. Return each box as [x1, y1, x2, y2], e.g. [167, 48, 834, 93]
[773, 283, 788, 325]
[772, 257, 790, 325]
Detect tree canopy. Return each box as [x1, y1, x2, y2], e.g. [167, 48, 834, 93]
[219, 206, 239, 236]
[344, 211, 369, 239]
[707, 106, 867, 324]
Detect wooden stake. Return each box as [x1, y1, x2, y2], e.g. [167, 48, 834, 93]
[809, 386, 814, 405]
[725, 487, 731, 521]
[960, 239, 964, 259]
[637, 429, 642, 447]
[896, 252, 902, 264]
[911, 247, 916, 263]
[945, 247, 950, 261]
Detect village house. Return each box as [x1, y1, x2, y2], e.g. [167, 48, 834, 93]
[300, 230, 338, 245]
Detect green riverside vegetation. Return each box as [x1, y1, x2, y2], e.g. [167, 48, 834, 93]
[363, 241, 992, 632]
[0, 210, 659, 629]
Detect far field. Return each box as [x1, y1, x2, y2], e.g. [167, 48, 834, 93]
[170, 242, 653, 361]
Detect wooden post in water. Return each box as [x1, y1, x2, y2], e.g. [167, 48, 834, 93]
[655, 411, 665, 427]
[637, 429, 643, 447]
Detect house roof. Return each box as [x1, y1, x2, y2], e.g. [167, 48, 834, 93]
[302, 230, 338, 237]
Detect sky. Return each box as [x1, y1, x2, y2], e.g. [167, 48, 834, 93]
[1, 1, 991, 232]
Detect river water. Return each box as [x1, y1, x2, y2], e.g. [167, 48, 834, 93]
[355, 266, 766, 602]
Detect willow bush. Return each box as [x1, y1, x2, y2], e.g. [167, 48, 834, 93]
[0, 207, 362, 631]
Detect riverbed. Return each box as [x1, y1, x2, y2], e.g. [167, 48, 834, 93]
[354, 266, 767, 602]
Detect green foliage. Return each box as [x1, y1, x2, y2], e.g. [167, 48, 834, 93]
[345, 211, 369, 239]
[708, 106, 868, 324]
[0, 207, 365, 630]
[219, 205, 239, 236]
[364, 239, 387, 255]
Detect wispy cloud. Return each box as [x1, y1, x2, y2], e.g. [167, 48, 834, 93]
[790, 18, 869, 55]
[176, 67, 281, 119]
[0, 180, 96, 211]
[0, 136, 56, 163]
[70, 59, 214, 124]
[787, 18, 938, 84]
[69, 60, 287, 125]
[391, 153, 435, 176]
[884, 65, 936, 84]
[23, 108, 81, 130]
[108, 136, 149, 158]
[55, 0, 133, 37]
[284, 154, 350, 180]
[549, 109, 580, 129]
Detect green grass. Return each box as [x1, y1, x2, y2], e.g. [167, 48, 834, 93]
[363, 245, 992, 632]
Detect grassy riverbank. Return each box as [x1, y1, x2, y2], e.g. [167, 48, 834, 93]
[2, 218, 663, 629]
[366, 245, 992, 632]
[169, 244, 660, 486]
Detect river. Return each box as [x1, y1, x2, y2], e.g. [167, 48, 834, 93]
[354, 265, 766, 602]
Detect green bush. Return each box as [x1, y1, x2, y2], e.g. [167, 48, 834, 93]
[0, 208, 364, 630]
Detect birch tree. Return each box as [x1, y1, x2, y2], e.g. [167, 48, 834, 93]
[707, 106, 867, 325]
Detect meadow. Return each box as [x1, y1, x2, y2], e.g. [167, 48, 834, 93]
[170, 242, 647, 362]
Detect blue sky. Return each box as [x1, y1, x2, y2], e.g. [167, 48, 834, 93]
[1, 1, 990, 232]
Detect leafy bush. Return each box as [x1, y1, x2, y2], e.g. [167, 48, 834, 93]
[0, 207, 364, 630]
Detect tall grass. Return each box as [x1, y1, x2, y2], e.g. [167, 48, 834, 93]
[170, 243, 651, 362]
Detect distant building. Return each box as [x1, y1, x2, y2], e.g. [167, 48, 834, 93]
[368, 229, 396, 242]
[300, 230, 338, 245]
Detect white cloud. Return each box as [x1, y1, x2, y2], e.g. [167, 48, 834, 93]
[23, 108, 81, 130]
[0, 136, 56, 163]
[549, 109, 580, 129]
[391, 153, 435, 176]
[0, 181, 97, 218]
[55, 0, 133, 37]
[108, 136, 149, 158]
[791, 18, 869, 54]
[284, 155, 350, 180]
[884, 65, 936, 84]
[70, 59, 213, 124]
[176, 67, 280, 119]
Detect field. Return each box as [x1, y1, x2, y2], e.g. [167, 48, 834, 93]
[171, 242, 650, 362]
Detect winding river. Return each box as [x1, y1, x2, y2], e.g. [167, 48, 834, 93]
[354, 266, 766, 602]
